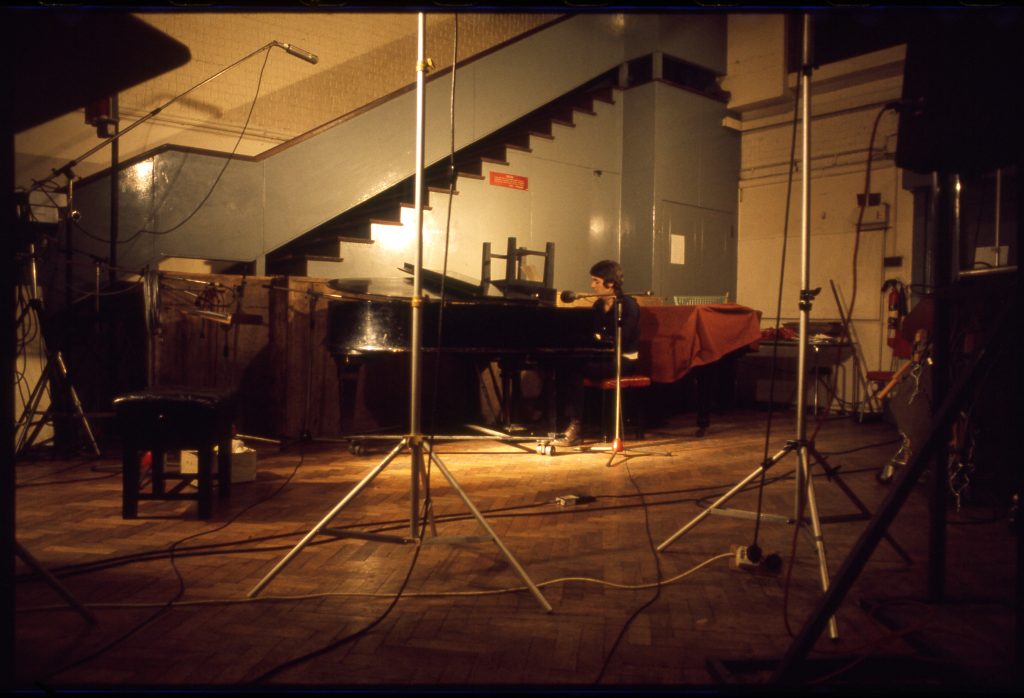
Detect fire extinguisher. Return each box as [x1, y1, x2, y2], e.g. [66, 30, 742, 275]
[881, 279, 906, 348]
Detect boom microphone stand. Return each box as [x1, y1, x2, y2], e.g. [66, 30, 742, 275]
[557, 289, 656, 466]
[14, 206, 100, 458]
[656, 15, 842, 641]
[248, 15, 551, 612]
[19, 39, 319, 433]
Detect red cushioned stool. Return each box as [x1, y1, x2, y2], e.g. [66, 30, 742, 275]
[114, 387, 235, 519]
[583, 375, 652, 442]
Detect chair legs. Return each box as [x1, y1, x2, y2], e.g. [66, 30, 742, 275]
[121, 442, 230, 520]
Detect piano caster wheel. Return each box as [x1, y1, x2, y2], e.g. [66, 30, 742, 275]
[349, 441, 365, 456]
[877, 463, 895, 484]
[536, 442, 555, 456]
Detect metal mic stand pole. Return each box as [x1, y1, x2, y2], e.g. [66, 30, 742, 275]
[612, 296, 624, 455]
[248, 16, 550, 611]
[656, 15, 840, 641]
[599, 295, 629, 467]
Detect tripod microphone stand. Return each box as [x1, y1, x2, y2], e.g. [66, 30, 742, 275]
[14, 223, 100, 458]
[555, 289, 655, 466]
[247, 15, 550, 612]
[656, 15, 842, 641]
[594, 294, 645, 468]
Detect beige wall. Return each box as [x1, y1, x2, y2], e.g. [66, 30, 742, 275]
[727, 15, 912, 402]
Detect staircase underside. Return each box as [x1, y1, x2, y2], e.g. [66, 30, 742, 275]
[264, 70, 620, 277]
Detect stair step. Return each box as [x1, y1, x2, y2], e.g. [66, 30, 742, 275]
[270, 252, 343, 263]
[337, 236, 375, 245]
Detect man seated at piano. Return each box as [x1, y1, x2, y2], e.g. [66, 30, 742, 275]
[556, 259, 641, 446]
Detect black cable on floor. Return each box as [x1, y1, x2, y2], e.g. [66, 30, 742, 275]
[244, 500, 429, 684]
[593, 454, 665, 684]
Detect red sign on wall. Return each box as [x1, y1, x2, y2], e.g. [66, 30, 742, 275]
[489, 171, 528, 191]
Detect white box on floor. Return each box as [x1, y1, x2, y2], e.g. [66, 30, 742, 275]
[180, 441, 257, 483]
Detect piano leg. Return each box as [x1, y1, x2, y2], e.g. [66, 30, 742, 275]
[336, 357, 362, 435]
[544, 363, 559, 437]
[496, 358, 518, 429]
[693, 352, 741, 436]
[695, 365, 712, 437]
[495, 358, 551, 433]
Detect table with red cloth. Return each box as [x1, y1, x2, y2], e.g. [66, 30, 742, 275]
[638, 304, 763, 383]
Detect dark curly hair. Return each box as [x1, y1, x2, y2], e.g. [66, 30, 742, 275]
[589, 259, 624, 295]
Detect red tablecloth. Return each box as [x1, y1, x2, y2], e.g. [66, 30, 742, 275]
[639, 304, 763, 383]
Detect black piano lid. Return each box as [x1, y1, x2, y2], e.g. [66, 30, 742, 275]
[327, 277, 419, 299]
[325, 278, 603, 355]
[329, 267, 542, 304]
[400, 264, 491, 300]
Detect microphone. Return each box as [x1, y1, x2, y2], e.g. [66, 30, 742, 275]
[560, 289, 653, 303]
[278, 42, 319, 64]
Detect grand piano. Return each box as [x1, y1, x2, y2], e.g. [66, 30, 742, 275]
[325, 275, 612, 435]
[324, 273, 764, 438]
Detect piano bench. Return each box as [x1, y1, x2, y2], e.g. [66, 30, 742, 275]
[113, 387, 235, 520]
[583, 375, 652, 442]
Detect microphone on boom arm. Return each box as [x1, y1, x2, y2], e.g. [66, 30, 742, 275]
[559, 290, 652, 304]
[276, 42, 319, 64]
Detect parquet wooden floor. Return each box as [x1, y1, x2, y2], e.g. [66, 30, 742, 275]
[12, 410, 1020, 692]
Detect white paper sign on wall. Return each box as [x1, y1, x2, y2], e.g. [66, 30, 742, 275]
[671, 234, 685, 265]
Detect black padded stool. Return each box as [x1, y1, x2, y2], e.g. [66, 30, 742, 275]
[113, 387, 235, 519]
[583, 375, 651, 442]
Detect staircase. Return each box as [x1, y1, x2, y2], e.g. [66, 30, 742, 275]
[67, 14, 733, 295]
[265, 75, 619, 279]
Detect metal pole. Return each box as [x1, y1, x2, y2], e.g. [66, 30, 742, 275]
[109, 94, 119, 281]
[797, 13, 838, 641]
[795, 14, 811, 515]
[613, 297, 623, 451]
[408, 13, 427, 539]
[928, 172, 954, 601]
